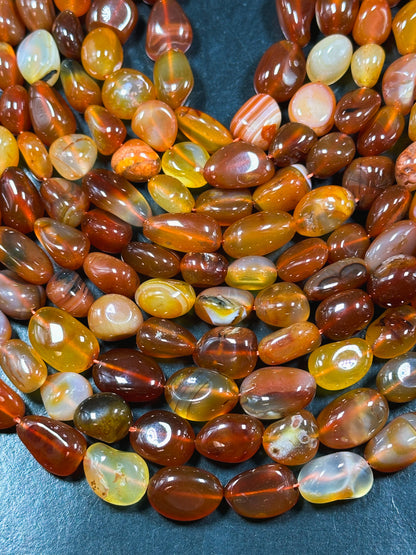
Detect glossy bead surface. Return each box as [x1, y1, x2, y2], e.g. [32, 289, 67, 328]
[396, 141, 416, 190]
[0, 42, 23, 89]
[16, 0, 54, 32]
[306, 133, 355, 178]
[135, 278, 195, 318]
[165, 366, 239, 421]
[351, 44, 385, 88]
[306, 34, 352, 85]
[0, 339, 47, 393]
[315, 0, 359, 35]
[60, 59, 101, 113]
[146, 0, 192, 60]
[253, 165, 311, 212]
[0, 270, 46, 320]
[40, 178, 89, 228]
[376, 353, 416, 403]
[81, 27, 123, 80]
[17, 30, 60, 86]
[393, 0, 416, 55]
[334, 88, 381, 135]
[364, 220, 416, 272]
[136, 317, 196, 359]
[382, 54, 416, 116]
[180, 252, 228, 287]
[304, 257, 369, 300]
[357, 106, 405, 156]
[276, 238, 328, 282]
[194, 287, 254, 326]
[85, 0, 138, 43]
[367, 255, 416, 308]
[81, 209, 132, 254]
[121, 241, 180, 279]
[132, 100, 177, 152]
[255, 282, 310, 327]
[153, 49, 193, 109]
[111, 139, 161, 183]
[0, 377, 25, 429]
[28, 306, 99, 373]
[83, 252, 140, 297]
[0, 168, 43, 234]
[0, 1, 25, 45]
[343, 156, 395, 210]
[17, 132, 53, 180]
[40, 372, 92, 421]
[161, 141, 209, 188]
[54, 0, 91, 16]
[88, 294, 143, 341]
[0, 309, 11, 343]
[84, 443, 148, 506]
[195, 189, 253, 225]
[0, 125, 19, 174]
[365, 305, 416, 359]
[0, 84, 30, 135]
[46, 270, 93, 318]
[258, 322, 322, 366]
[298, 452, 373, 503]
[289, 82, 336, 136]
[327, 223, 370, 262]
[49, 134, 97, 181]
[275, 0, 314, 46]
[51, 10, 84, 59]
[176, 106, 232, 153]
[269, 122, 317, 167]
[225, 256, 277, 290]
[352, 0, 392, 45]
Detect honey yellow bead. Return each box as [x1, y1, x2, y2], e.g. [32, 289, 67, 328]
[81, 27, 123, 80]
[365, 305, 416, 359]
[254, 282, 310, 327]
[49, 134, 97, 180]
[153, 49, 193, 109]
[225, 256, 277, 290]
[258, 322, 321, 366]
[134, 279, 196, 318]
[28, 307, 100, 373]
[351, 44, 385, 89]
[17, 131, 53, 180]
[161, 141, 209, 188]
[148, 175, 195, 213]
[409, 103, 416, 142]
[393, 0, 416, 55]
[0, 126, 19, 175]
[175, 106, 233, 153]
[0, 339, 47, 393]
[308, 338, 373, 391]
[131, 99, 177, 152]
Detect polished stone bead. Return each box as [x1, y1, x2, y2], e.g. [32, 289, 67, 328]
[327, 223, 370, 262]
[52, 10, 84, 60]
[121, 241, 180, 279]
[16, 0, 55, 32]
[180, 252, 228, 287]
[253, 165, 311, 212]
[0, 125, 19, 174]
[153, 49, 193, 109]
[0, 309, 11, 343]
[382, 54, 416, 116]
[132, 100, 177, 152]
[46, 270, 93, 318]
[134, 278, 195, 319]
[162, 141, 210, 188]
[194, 286, 254, 326]
[146, 0, 192, 60]
[0, 0, 25, 45]
[351, 44, 385, 88]
[0, 270, 45, 320]
[396, 141, 416, 190]
[268, 122, 317, 167]
[54, 0, 91, 16]
[306, 34, 352, 85]
[306, 133, 355, 178]
[49, 134, 97, 180]
[83, 252, 140, 297]
[255, 282, 310, 327]
[275, 0, 314, 46]
[334, 88, 381, 135]
[81, 27, 123, 80]
[176, 106, 232, 153]
[357, 106, 405, 156]
[0, 168, 43, 234]
[136, 317, 196, 359]
[85, 0, 138, 44]
[368, 255, 416, 308]
[148, 175, 195, 214]
[225, 256, 277, 290]
[364, 220, 416, 272]
[393, 0, 416, 55]
[376, 353, 416, 403]
[352, 0, 391, 45]
[0, 377, 25, 429]
[17, 132, 53, 180]
[303, 257, 369, 300]
[40, 178, 89, 228]
[0, 84, 30, 135]
[289, 82, 336, 136]
[81, 209, 132, 254]
[276, 238, 328, 282]
[315, 0, 359, 35]
[17, 30, 60, 85]
[195, 189, 253, 225]
[40, 372, 92, 421]
[88, 294, 143, 341]
[0, 42, 23, 89]
[60, 59, 101, 113]
[111, 139, 161, 183]
[257, 322, 321, 366]
[0, 339, 47, 393]
[365, 305, 416, 359]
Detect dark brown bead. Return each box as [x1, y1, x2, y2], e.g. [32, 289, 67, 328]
[136, 317, 196, 359]
[81, 209, 132, 254]
[0, 270, 46, 320]
[304, 257, 369, 300]
[0, 85, 30, 134]
[316, 0, 359, 35]
[85, 0, 138, 44]
[0, 377, 25, 429]
[357, 106, 405, 157]
[52, 10, 84, 59]
[306, 132, 356, 178]
[275, 0, 315, 47]
[366, 185, 411, 237]
[327, 223, 370, 262]
[268, 122, 317, 167]
[334, 88, 381, 134]
[121, 241, 180, 279]
[15, 0, 55, 31]
[180, 252, 228, 287]
[367, 255, 416, 308]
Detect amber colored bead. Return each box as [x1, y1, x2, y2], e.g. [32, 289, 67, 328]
[366, 305, 416, 359]
[81, 27, 123, 80]
[254, 40, 306, 102]
[0, 269, 46, 320]
[40, 177, 89, 228]
[46, 269, 94, 318]
[16, 415, 87, 476]
[0, 0, 25, 45]
[275, 0, 314, 46]
[315, 289, 374, 341]
[88, 294, 143, 341]
[222, 211, 295, 258]
[367, 255, 416, 308]
[195, 286, 254, 326]
[255, 282, 310, 327]
[376, 353, 416, 403]
[366, 186, 410, 237]
[258, 322, 321, 366]
[269, 122, 317, 167]
[0, 377, 24, 429]
[226, 255, 277, 290]
[153, 49, 193, 109]
[357, 106, 405, 156]
[130, 410, 195, 466]
[49, 134, 98, 181]
[82, 168, 151, 227]
[263, 411, 319, 466]
[17, 132, 53, 180]
[193, 326, 258, 380]
[34, 218, 90, 271]
[60, 59, 101, 114]
[342, 156, 395, 210]
[93, 348, 165, 403]
[382, 54, 416, 116]
[195, 414, 263, 463]
[111, 139, 161, 183]
[0, 85, 29, 134]
[0, 168, 44, 234]
[54, 0, 90, 16]
[315, 0, 359, 35]
[306, 133, 355, 178]
[84, 105, 126, 156]
[393, 0, 416, 55]
[102, 68, 156, 120]
[253, 165, 311, 213]
[135, 278, 195, 319]
[162, 141, 209, 189]
[396, 142, 416, 191]
[15, 0, 54, 31]
[327, 223, 370, 262]
[180, 252, 228, 288]
[81, 209, 132, 254]
[74, 392, 132, 443]
[146, 0, 192, 60]
[51, 10, 84, 60]
[0, 309, 11, 342]
[86, 0, 138, 43]
[175, 106, 232, 153]
[352, 0, 392, 45]
[121, 241, 180, 279]
[29, 81, 77, 147]
[143, 213, 222, 253]
[288, 82, 336, 136]
[148, 175, 195, 214]
[136, 317, 196, 359]
[131, 100, 177, 152]
[334, 88, 381, 135]
[276, 238, 329, 282]
[148, 466, 223, 522]
[0, 227, 53, 285]
[83, 252, 140, 297]
[351, 44, 385, 89]
[304, 257, 369, 301]
[364, 220, 416, 272]
[195, 188, 253, 226]
[0, 125, 19, 174]
[0, 42, 23, 90]
[317, 388, 389, 449]
[0, 338, 47, 393]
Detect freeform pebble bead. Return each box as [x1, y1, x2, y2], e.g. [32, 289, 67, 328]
[195, 189, 253, 226]
[40, 177, 89, 228]
[153, 49, 194, 109]
[382, 54, 416, 116]
[51, 10, 84, 60]
[395, 141, 416, 190]
[327, 223, 370, 262]
[315, 0, 359, 35]
[364, 220, 416, 272]
[288, 82, 336, 136]
[83, 252, 140, 298]
[40, 372, 93, 421]
[17, 132, 53, 180]
[88, 294, 143, 341]
[357, 106, 405, 157]
[0, 339, 47, 393]
[268, 122, 317, 167]
[254, 282, 310, 327]
[49, 134, 97, 180]
[306, 133, 356, 178]
[367, 255, 416, 308]
[84, 105, 126, 156]
[16, 30, 60, 85]
[0, 126, 19, 175]
[365, 305, 416, 359]
[161, 141, 210, 188]
[0, 309, 11, 343]
[175, 106, 233, 153]
[253, 165, 311, 213]
[334, 88, 381, 135]
[85, 0, 138, 44]
[121, 242, 180, 279]
[136, 317, 196, 359]
[180, 252, 228, 287]
[366, 185, 411, 237]
[276, 238, 329, 282]
[393, 0, 416, 55]
[306, 34, 353, 85]
[111, 139, 161, 183]
[351, 44, 385, 88]
[0, 270, 46, 320]
[134, 279, 195, 319]
[0, 1, 25, 46]
[376, 353, 416, 403]
[132, 100, 177, 152]
[0, 42, 23, 90]
[146, 0, 192, 60]
[0, 377, 25, 429]
[0, 84, 30, 135]
[225, 256, 277, 290]
[54, 0, 91, 17]
[81, 209, 133, 254]
[194, 286, 254, 326]
[275, 0, 314, 47]
[81, 27, 123, 80]
[60, 59, 101, 113]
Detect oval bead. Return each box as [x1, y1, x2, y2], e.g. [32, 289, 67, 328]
[306, 133, 355, 178]
[60, 59, 101, 113]
[225, 256, 277, 290]
[367, 184, 411, 237]
[134, 278, 195, 319]
[84, 443, 148, 506]
[121, 241, 180, 279]
[0, 377, 25, 429]
[161, 141, 210, 188]
[88, 294, 143, 341]
[153, 49, 193, 109]
[40, 178, 89, 228]
[306, 34, 352, 85]
[180, 252, 228, 287]
[0, 125, 19, 174]
[303, 257, 369, 300]
[194, 286, 254, 326]
[253, 165, 311, 212]
[147, 175, 195, 214]
[81, 27, 123, 80]
[132, 100, 177, 152]
[376, 353, 416, 403]
[165, 366, 239, 421]
[351, 44, 386, 88]
[289, 82, 336, 136]
[367, 254, 416, 308]
[111, 139, 161, 183]
[40, 372, 92, 421]
[382, 54, 416, 116]
[0, 4, 25, 46]
[357, 106, 405, 156]
[175, 106, 232, 153]
[84, 104, 126, 156]
[51, 10, 84, 60]
[334, 88, 381, 135]
[17, 29, 60, 86]
[195, 188, 253, 225]
[254, 282, 310, 327]
[136, 317, 196, 359]
[275, 0, 314, 46]
[46, 270, 93, 319]
[393, 0, 416, 55]
[0, 310, 11, 343]
[268, 122, 317, 167]
[146, 0, 192, 60]
[17, 132, 53, 180]
[81, 209, 132, 254]
[0, 270, 45, 320]
[0, 42, 23, 89]
[364, 220, 416, 272]
[83, 252, 140, 297]
[0, 84, 30, 135]
[0, 339, 47, 393]
[365, 305, 416, 359]
[315, 0, 359, 35]
[276, 238, 329, 282]
[327, 223, 370, 262]
[298, 452, 373, 503]
[85, 0, 138, 44]
[352, 0, 392, 45]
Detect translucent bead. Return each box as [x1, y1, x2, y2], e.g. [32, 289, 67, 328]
[165, 366, 239, 421]
[225, 256, 277, 290]
[194, 286, 254, 326]
[175, 106, 232, 153]
[306, 34, 352, 85]
[352, 0, 392, 45]
[60, 59, 101, 113]
[74, 392, 132, 443]
[51, 10, 84, 60]
[147, 466, 223, 522]
[195, 189, 253, 226]
[253, 40, 306, 102]
[195, 414, 263, 463]
[134, 278, 195, 318]
[365, 305, 416, 359]
[161, 141, 209, 188]
[289, 82, 336, 136]
[83, 252, 140, 297]
[40, 372, 92, 420]
[262, 410, 319, 466]
[15, 0, 55, 33]
[16, 30, 60, 85]
[258, 322, 321, 366]
[88, 294, 143, 341]
[136, 317, 196, 359]
[193, 325, 257, 380]
[317, 388, 389, 448]
[28, 306, 100, 373]
[146, 0, 193, 61]
[49, 134, 97, 180]
[367, 254, 416, 308]
[0, 125, 19, 174]
[153, 49, 193, 109]
[334, 88, 381, 135]
[384, 53, 416, 120]
[93, 348, 165, 402]
[40, 177, 89, 227]
[357, 106, 404, 156]
[81, 209, 132, 254]
[327, 223, 370, 262]
[131, 100, 177, 152]
[147, 175, 195, 213]
[0, 377, 25, 429]
[306, 133, 355, 178]
[254, 282, 310, 327]
[393, 0, 416, 55]
[121, 241, 180, 279]
[0, 309, 11, 343]
[364, 413, 416, 472]
[46, 270, 93, 318]
[315, 0, 359, 35]
[298, 452, 373, 504]
[17, 132, 53, 180]
[294, 185, 355, 237]
[223, 211, 295, 258]
[0, 270, 46, 320]
[225, 464, 299, 519]
[364, 220, 416, 272]
[240, 366, 316, 420]
[84, 443, 148, 506]
[276, 238, 329, 282]
[81, 27, 123, 80]
[376, 353, 416, 403]
[111, 139, 161, 183]
[275, 0, 314, 47]
[0, 1, 25, 46]
[396, 141, 416, 190]
[54, 0, 91, 17]
[85, 0, 138, 44]
[0, 42, 23, 89]
[253, 165, 311, 212]
[269, 122, 317, 167]
[351, 44, 386, 88]
[16, 415, 87, 476]
[0, 84, 30, 135]
[0, 339, 47, 393]
[180, 252, 228, 287]
[408, 115, 416, 152]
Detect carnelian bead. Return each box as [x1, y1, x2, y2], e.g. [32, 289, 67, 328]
[81, 27, 123, 80]
[148, 175, 195, 214]
[194, 286, 254, 326]
[317, 388, 389, 449]
[147, 466, 223, 522]
[408, 103, 416, 142]
[351, 44, 385, 89]
[50, 133, 98, 181]
[306, 133, 355, 178]
[83, 252, 140, 297]
[289, 82, 336, 136]
[146, 0, 192, 61]
[366, 305, 416, 359]
[111, 139, 161, 183]
[364, 220, 416, 272]
[366, 186, 410, 237]
[180, 252, 228, 287]
[255, 282, 310, 327]
[376, 353, 416, 403]
[0, 125, 19, 174]
[195, 414, 263, 463]
[327, 223, 370, 262]
[353, 0, 392, 45]
[0, 338, 47, 393]
[135, 278, 195, 319]
[269, 122, 317, 167]
[136, 317, 196, 359]
[0, 84, 29, 134]
[162, 141, 209, 188]
[51, 10, 84, 60]
[121, 241, 180, 279]
[396, 141, 416, 191]
[60, 59, 101, 113]
[275, 0, 314, 47]
[17, 132, 53, 180]
[393, 0, 416, 55]
[357, 106, 405, 156]
[367, 255, 416, 308]
[85, 0, 138, 44]
[225, 256, 277, 290]
[85, 105, 127, 156]
[315, 0, 359, 35]
[46, 269, 94, 318]
[88, 294, 143, 341]
[16, 415, 87, 476]
[276, 238, 329, 282]
[382, 54, 416, 116]
[81, 209, 132, 254]
[176, 106, 233, 153]
[0, 1, 25, 45]
[0, 270, 46, 320]
[130, 410, 195, 466]
[40, 177, 89, 227]
[334, 88, 381, 135]
[15, 0, 55, 31]
[0, 377, 25, 429]
[253, 165, 311, 212]
[132, 100, 177, 152]
[153, 49, 193, 109]
[0, 42, 23, 90]
[93, 348, 165, 403]
[0, 309, 11, 342]
[195, 189, 253, 225]
[54, 0, 91, 17]
[258, 322, 321, 366]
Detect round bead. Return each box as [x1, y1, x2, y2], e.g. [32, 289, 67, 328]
[40, 372, 92, 420]
[88, 294, 143, 341]
[289, 82, 336, 136]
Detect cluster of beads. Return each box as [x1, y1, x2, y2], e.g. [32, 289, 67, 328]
[1, 0, 416, 523]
